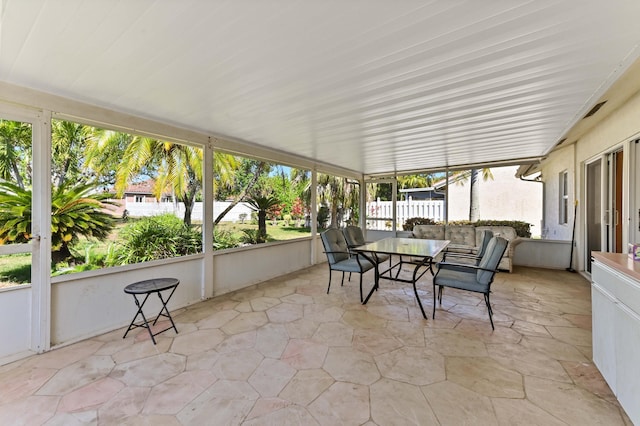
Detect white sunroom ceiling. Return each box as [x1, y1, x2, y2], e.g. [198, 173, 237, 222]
[1, 0, 640, 176]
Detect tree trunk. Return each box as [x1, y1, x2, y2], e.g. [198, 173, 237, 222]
[180, 188, 196, 227]
[183, 200, 193, 227]
[51, 245, 73, 264]
[213, 162, 266, 225]
[469, 168, 480, 222]
[257, 210, 267, 243]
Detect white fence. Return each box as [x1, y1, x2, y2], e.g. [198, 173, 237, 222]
[126, 201, 255, 223]
[126, 198, 444, 228]
[366, 198, 444, 230]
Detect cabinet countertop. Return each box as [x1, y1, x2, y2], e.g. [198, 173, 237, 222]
[592, 252, 640, 282]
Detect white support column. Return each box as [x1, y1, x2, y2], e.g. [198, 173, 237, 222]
[392, 177, 398, 234]
[359, 176, 366, 237]
[310, 170, 318, 264]
[31, 110, 52, 353]
[444, 168, 450, 224]
[202, 138, 214, 299]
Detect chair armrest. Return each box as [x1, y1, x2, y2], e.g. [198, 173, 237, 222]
[323, 250, 351, 255]
[436, 262, 499, 274]
[437, 262, 479, 272]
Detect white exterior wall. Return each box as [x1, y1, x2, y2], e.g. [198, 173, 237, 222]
[0, 287, 31, 362]
[538, 144, 576, 241]
[540, 89, 640, 272]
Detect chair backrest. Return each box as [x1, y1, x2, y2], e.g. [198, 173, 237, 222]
[476, 236, 508, 285]
[476, 230, 494, 259]
[343, 226, 365, 247]
[321, 228, 350, 264]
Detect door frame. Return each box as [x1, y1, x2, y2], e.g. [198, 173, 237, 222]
[0, 103, 52, 353]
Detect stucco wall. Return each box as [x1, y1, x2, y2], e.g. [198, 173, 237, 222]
[447, 166, 544, 237]
[540, 88, 640, 271]
[538, 144, 576, 241]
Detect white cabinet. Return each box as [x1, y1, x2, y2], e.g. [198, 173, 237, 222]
[591, 282, 617, 392]
[614, 302, 640, 423]
[591, 257, 640, 425]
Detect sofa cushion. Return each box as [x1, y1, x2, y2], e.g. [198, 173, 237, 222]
[475, 226, 517, 244]
[413, 225, 445, 240]
[444, 226, 476, 248]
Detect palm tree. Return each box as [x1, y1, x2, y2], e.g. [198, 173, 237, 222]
[87, 133, 203, 226]
[246, 193, 280, 243]
[0, 119, 32, 189]
[87, 131, 245, 226]
[0, 180, 116, 263]
[468, 168, 494, 221]
[316, 174, 360, 228]
[51, 120, 98, 188]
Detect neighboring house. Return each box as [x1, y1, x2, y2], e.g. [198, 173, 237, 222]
[124, 180, 173, 205]
[519, 63, 640, 273]
[115, 179, 255, 223]
[120, 180, 176, 218]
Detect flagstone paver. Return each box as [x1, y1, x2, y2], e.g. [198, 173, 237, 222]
[0, 264, 631, 424]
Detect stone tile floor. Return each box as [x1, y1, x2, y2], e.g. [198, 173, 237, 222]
[0, 264, 632, 425]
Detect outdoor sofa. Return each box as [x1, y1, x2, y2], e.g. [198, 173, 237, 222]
[412, 224, 518, 272]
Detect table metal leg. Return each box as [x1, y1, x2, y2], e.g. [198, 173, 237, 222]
[123, 286, 179, 344]
[412, 257, 431, 319]
[123, 293, 156, 344]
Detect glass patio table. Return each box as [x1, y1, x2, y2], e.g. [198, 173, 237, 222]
[353, 237, 450, 318]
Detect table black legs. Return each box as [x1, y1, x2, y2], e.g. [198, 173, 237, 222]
[362, 256, 433, 319]
[123, 285, 179, 344]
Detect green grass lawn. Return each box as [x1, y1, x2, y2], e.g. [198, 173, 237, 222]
[0, 253, 31, 288]
[216, 221, 311, 241]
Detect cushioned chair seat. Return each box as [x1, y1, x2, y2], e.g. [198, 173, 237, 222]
[433, 236, 508, 329]
[329, 256, 374, 273]
[431, 268, 490, 293]
[321, 228, 375, 303]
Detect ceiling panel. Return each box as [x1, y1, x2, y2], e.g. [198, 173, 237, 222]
[2, 0, 640, 176]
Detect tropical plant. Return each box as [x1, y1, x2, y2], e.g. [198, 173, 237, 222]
[317, 204, 330, 229]
[214, 159, 268, 225]
[110, 214, 202, 265]
[87, 130, 260, 226]
[213, 228, 240, 250]
[239, 229, 261, 245]
[0, 119, 32, 189]
[51, 120, 100, 188]
[246, 193, 280, 243]
[316, 174, 359, 228]
[0, 180, 116, 263]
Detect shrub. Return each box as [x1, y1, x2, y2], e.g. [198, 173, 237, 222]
[213, 228, 240, 250]
[403, 217, 437, 231]
[240, 229, 262, 245]
[317, 205, 330, 229]
[109, 214, 202, 265]
[0, 181, 115, 263]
